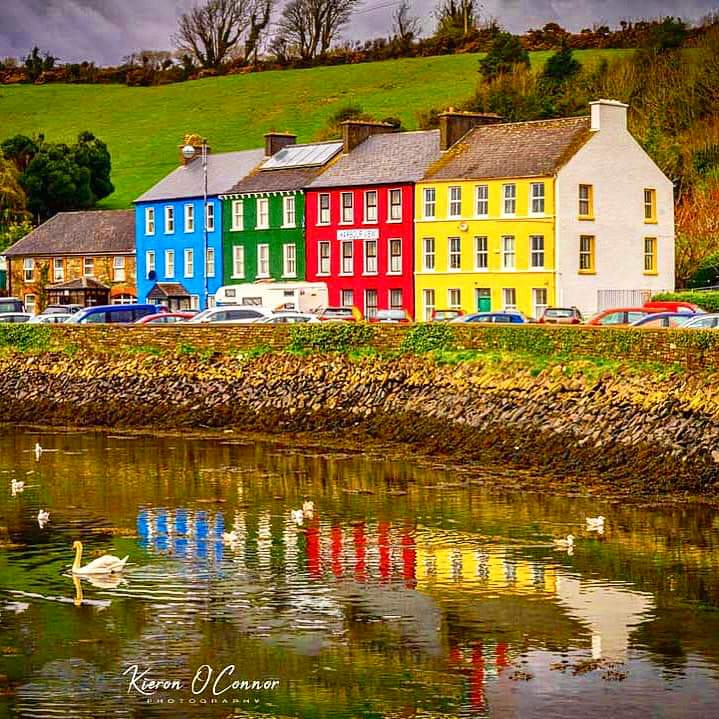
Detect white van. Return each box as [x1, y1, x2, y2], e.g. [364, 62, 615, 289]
[215, 282, 328, 313]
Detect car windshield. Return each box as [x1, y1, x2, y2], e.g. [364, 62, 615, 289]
[188, 309, 214, 323]
[545, 309, 574, 318]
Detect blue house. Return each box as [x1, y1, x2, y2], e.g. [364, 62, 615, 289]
[135, 139, 264, 310]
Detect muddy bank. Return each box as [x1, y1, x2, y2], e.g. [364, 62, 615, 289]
[1, 351, 718, 494]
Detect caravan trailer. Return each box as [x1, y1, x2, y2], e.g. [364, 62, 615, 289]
[215, 282, 328, 313]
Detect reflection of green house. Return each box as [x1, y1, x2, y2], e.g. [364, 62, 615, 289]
[220, 134, 342, 284]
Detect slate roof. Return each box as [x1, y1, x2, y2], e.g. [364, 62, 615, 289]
[4, 210, 134, 258]
[148, 282, 191, 299]
[224, 142, 343, 195]
[135, 148, 265, 203]
[426, 116, 592, 181]
[307, 130, 441, 189]
[48, 277, 110, 290]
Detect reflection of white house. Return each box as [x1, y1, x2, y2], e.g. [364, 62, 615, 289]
[555, 574, 654, 659]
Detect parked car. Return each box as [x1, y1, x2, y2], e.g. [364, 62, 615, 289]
[587, 307, 661, 326]
[643, 300, 703, 314]
[41, 304, 83, 315]
[314, 306, 357, 322]
[681, 313, 719, 329]
[186, 306, 274, 324]
[257, 312, 321, 324]
[369, 309, 411, 324]
[0, 312, 31, 323]
[629, 312, 697, 328]
[537, 307, 583, 325]
[136, 312, 196, 325]
[66, 304, 159, 324]
[28, 313, 74, 324]
[430, 309, 465, 322]
[0, 298, 25, 314]
[452, 311, 527, 324]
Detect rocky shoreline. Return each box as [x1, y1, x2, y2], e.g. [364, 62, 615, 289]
[2, 350, 718, 494]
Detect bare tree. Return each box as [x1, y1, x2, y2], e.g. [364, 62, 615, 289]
[276, 0, 361, 61]
[174, 0, 251, 69]
[435, 0, 481, 37]
[244, 0, 273, 64]
[393, 1, 420, 42]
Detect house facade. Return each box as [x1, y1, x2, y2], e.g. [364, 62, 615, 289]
[4, 210, 136, 313]
[134, 136, 264, 310]
[415, 101, 675, 321]
[305, 123, 440, 319]
[220, 134, 342, 285]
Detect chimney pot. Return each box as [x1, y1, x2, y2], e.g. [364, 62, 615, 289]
[341, 120, 396, 154]
[590, 99, 628, 132]
[438, 110, 503, 151]
[264, 132, 297, 157]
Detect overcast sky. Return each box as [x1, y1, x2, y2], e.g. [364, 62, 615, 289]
[0, 0, 716, 66]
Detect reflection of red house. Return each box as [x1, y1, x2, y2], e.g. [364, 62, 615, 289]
[305, 122, 440, 319]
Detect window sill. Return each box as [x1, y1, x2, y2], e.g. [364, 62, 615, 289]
[362, 220, 378, 225]
[473, 268, 489, 272]
[230, 275, 245, 280]
[338, 273, 354, 277]
[643, 271, 658, 276]
[578, 215, 595, 221]
[644, 220, 658, 225]
[386, 219, 402, 224]
[578, 269, 596, 275]
[316, 272, 330, 277]
[316, 222, 331, 227]
[386, 271, 403, 276]
[256, 226, 270, 231]
[362, 272, 379, 277]
[281, 224, 297, 229]
[256, 275, 270, 280]
[230, 226, 243, 232]
[282, 274, 297, 279]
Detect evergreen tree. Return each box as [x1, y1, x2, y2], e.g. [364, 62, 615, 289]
[479, 32, 530, 82]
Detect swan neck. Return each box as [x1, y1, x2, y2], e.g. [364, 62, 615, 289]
[73, 543, 82, 571]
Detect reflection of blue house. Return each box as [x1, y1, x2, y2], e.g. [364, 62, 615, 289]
[134, 140, 263, 310]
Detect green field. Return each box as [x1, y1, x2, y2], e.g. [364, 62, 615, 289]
[0, 50, 629, 208]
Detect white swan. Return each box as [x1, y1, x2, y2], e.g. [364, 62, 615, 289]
[71, 540, 128, 575]
[586, 516, 605, 529]
[38, 509, 50, 522]
[553, 534, 574, 549]
[10, 479, 24, 495]
[290, 509, 304, 525]
[34, 443, 43, 460]
[302, 500, 314, 515]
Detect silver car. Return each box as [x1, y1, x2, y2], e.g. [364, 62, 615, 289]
[681, 313, 719, 329]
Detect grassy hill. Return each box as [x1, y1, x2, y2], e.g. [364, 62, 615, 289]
[0, 50, 629, 208]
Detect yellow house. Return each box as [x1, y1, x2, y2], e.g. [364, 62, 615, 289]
[415, 104, 675, 320]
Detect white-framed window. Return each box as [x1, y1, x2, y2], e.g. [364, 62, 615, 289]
[423, 288, 435, 321]
[184, 248, 194, 278]
[365, 289, 378, 319]
[423, 237, 435, 271]
[184, 203, 194, 233]
[364, 239, 377, 274]
[24, 294, 36, 314]
[530, 183, 545, 215]
[341, 192, 354, 223]
[318, 241, 330, 275]
[448, 186, 462, 218]
[389, 288, 403, 310]
[448, 236, 461, 270]
[23, 258, 34, 282]
[256, 198, 269, 229]
[341, 289, 354, 308]
[164, 206, 174, 233]
[145, 207, 155, 235]
[53, 258, 64, 282]
[364, 190, 377, 223]
[476, 185, 489, 216]
[83, 257, 94, 277]
[475, 236, 488, 270]
[206, 202, 215, 232]
[532, 288, 548, 319]
[341, 240, 354, 274]
[283, 243, 296, 277]
[231, 200, 244, 231]
[283, 196, 296, 227]
[232, 245, 245, 278]
[190, 294, 200, 310]
[206, 247, 215, 277]
[530, 235, 545, 268]
[389, 239, 402, 274]
[502, 287, 517, 310]
[257, 243, 270, 277]
[165, 249, 175, 278]
[503, 184, 516, 215]
[113, 256, 126, 282]
[318, 193, 330, 225]
[502, 236, 515, 269]
[388, 189, 402, 222]
[423, 187, 436, 219]
[146, 251, 155, 274]
[448, 288, 461, 310]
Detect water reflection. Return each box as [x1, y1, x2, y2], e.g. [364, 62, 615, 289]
[1, 429, 719, 717]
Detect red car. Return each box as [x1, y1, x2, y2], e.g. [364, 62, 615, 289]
[587, 307, 662, 326]
[135, 311, 195, 325]
[643, 300, 703, 314]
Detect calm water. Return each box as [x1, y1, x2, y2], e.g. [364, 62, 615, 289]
[1, 429, 719, 718]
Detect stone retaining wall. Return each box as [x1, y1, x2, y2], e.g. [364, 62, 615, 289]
[1, 350, 718, 493]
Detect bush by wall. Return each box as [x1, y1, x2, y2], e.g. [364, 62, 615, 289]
[652, 291, 719, 313]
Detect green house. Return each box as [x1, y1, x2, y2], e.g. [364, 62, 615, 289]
[220, 134, 342, 285]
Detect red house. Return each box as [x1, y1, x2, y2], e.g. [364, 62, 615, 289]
[305, 122, 440, 319]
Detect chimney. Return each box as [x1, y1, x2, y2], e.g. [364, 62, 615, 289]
[264, 132, 297, 157]
[341, 120, 395, 154]
[590, 99, 628, 133]
[179, 134, 210, 166]
[439, 109, 503, 151]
